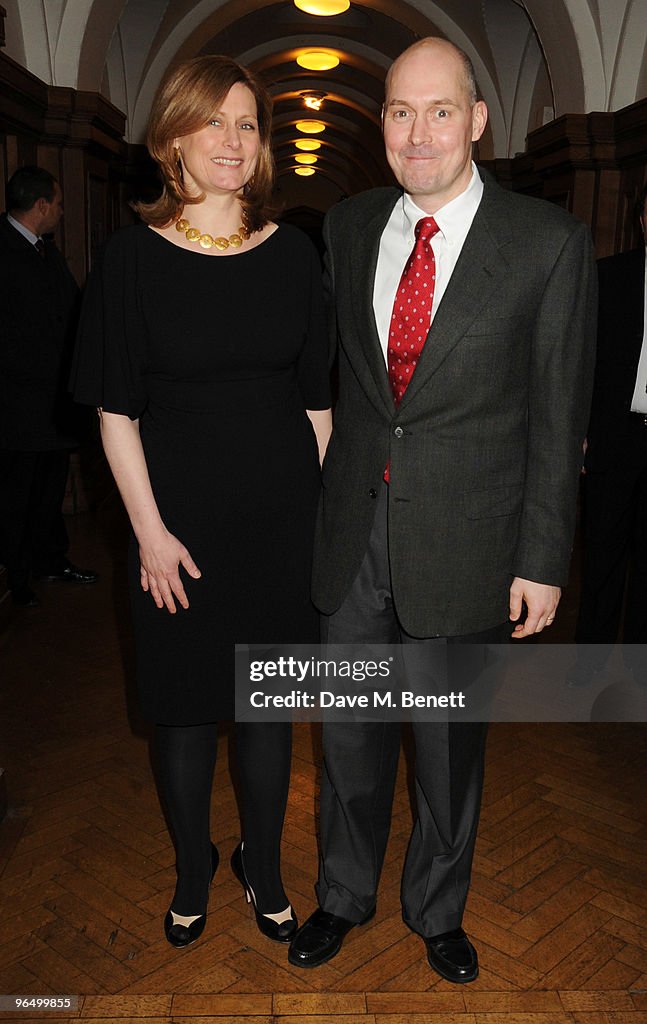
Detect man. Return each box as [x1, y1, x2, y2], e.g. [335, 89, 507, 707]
[0, 166, 96, 607]
[575, 183, 647, 648]
[288, 39, 596, 981]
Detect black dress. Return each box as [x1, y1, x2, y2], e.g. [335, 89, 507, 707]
[72, 223, 330, 723]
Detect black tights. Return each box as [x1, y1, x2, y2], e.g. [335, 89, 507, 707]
[154, 721, 292, 916]
[236, 721, 292, 914]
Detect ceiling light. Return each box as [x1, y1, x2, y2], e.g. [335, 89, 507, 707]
[296, 119, 326, 134]
[296, 51, 339, 71]
[295, 154, 318, 164]
[294, 0, 350, 15]
[295, 138, 322, 151]
[300, 90, 327, 111]
[295, 167, 316, 176]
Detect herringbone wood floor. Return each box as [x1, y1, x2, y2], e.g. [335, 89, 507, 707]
[1, 502, 646, 1023]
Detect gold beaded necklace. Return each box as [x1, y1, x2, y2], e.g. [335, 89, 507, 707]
[175, 217, 251, 251]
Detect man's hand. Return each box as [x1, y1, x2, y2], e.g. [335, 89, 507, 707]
[509, 577, 561, 638]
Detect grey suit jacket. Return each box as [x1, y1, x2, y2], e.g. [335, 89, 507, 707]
[312, 171, 597, 636]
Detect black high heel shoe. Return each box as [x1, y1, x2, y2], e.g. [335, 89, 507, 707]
[231, 843, 298, 943]
[164, 842, 219, 948]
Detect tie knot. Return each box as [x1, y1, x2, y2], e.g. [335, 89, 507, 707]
[34, 238, 45, 258]
[415, 217, 439, 244]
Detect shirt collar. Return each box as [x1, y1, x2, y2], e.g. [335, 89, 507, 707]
[401, 162, 484, 245]
[7, 213, 40, 246]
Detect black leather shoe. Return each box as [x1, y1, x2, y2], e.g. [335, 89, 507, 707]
[34, 562, 98, 584]
[288, 905, 376, 968]
[164, 843, 219, 949]
[231, 843, 297, 943]
[424, 928, 478, 983]
[11, 586, 40, 608]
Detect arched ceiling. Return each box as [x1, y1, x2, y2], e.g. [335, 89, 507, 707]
[5, 0, 647, 212]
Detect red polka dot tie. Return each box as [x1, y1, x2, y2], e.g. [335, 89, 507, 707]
[388, 216, 439, 406]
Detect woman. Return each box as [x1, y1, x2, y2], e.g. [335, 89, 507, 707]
[72, 56, 332, 948]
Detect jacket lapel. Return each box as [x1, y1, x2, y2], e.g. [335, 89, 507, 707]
[398, 175, 514, 412]
[349, 193, 400, 416]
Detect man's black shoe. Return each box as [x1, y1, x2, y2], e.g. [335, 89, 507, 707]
[288, 906, 375, 968]
[424, 927, 478, 983]
[34, 561, 98, 584]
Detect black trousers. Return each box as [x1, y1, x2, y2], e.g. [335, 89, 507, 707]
[0, 449, 70, 590]
[576, 423, 647, 643]
[317, 483, 508, 937]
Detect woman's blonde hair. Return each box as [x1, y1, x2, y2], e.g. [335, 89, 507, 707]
[134, 55, 275, 232]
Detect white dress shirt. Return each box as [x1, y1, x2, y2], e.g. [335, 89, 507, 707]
[629, 246, 647, 414]
[373, 162, 484, 363]
[7, 212, 40, 246]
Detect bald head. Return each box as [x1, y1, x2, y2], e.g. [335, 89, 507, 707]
[381, 36, 488, 213]
[385, 38, 478, 107]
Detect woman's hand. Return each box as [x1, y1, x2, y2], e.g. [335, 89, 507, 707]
[138, 527, 201, 613]
[97, 412, 201, 613]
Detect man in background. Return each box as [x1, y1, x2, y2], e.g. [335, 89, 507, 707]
[0, 165, 96, 607]
[575, 182, 647, 649]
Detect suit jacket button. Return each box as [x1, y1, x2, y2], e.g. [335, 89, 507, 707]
[369, 488, 377, 498]
[394, 426, 404, 438]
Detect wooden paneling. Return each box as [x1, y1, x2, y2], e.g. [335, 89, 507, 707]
[482, 98, 647, 257]
[0, 52, 126, 284]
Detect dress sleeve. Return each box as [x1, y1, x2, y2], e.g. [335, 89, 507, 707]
[70, 228, 148, 419]
[297, 239, 332, 411]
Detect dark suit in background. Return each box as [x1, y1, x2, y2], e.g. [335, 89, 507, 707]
[576, 243, 647, 643]
[0, 212, 82, 599]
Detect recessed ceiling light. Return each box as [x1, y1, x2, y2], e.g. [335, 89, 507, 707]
[295, 139, 322, 151]
[295, 154, 318, 164]
[300, 90, 327, 111]
[295, 166, 316, 176]
[296, 51, 340, 71]
[294, 0, 350, 15]
[296, 119, 326, 134]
